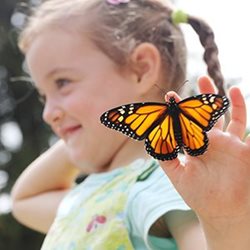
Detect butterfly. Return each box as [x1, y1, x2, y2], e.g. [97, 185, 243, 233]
[100, 93, 229, 161]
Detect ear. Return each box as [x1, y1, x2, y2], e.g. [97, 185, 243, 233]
[129, 43, 162, 96]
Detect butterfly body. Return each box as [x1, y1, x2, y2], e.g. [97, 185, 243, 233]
[100, 94, 229, 161]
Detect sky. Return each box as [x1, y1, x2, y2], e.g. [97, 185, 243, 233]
[176, 0, 250, 125]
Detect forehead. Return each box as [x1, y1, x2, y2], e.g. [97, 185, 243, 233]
[24, 27, 121, 86]
[26, 27, 94, 59]
[25, 28, 100, 74]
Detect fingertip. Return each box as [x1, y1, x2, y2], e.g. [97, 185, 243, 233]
[228, 86, 246, 112]
[198, 75, 210, 83]
[226, 86, 247, 138]
[165, 91, 181, 102]
[229, 86, 244, 101]
[198, 76, 217, 94]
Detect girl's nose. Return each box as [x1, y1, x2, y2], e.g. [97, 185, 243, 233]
[42, 100, 64, 126]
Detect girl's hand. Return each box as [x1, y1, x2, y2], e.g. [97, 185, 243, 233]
[160, 76, 250, 230]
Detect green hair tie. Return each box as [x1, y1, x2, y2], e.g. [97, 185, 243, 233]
[171, 10, 188, 25]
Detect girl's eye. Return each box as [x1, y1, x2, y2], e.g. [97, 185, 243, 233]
[55, 78, 71, 88]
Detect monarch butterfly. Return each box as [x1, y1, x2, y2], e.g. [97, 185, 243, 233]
[100, 94, 229, 161]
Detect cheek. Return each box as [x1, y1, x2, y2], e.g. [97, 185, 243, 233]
[64, 93, 112, 139]
[67, 122, 126, 171]
[93, 78, 136, 108]
[63, 93, 94, 117]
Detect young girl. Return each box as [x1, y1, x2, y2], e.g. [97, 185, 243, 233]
[11, 0, 250, 249]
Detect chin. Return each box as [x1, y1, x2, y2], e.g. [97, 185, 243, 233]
[67, 147, 100, 174]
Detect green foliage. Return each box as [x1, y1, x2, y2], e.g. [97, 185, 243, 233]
[0, 1, 53, 249]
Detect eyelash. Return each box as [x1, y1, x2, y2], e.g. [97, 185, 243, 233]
[55, 78, 71, 88]
[37, 78, 72, 104]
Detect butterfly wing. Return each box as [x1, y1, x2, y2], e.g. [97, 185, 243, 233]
[177, 94, 229, 156]
[100, 102, 168, 140]
[178, 112, 209, 156]
[178, 94, 229, 131]
[145, 114, 180, 160]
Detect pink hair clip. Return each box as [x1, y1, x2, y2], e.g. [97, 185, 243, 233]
[106, 0, 130, 5]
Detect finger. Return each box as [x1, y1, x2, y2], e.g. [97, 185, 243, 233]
[165, 91, 181, 102]
[226, 86, 247, 139]
[198, 76, 224, 130]
[197, 76, 217, 94]
[159, 158, 183, 183]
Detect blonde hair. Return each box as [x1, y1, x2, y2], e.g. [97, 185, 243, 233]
[19, 0, 225, 95]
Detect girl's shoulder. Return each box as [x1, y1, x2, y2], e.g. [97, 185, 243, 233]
[126, 158, 189, 249]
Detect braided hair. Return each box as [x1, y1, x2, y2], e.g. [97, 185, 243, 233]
[19, 0, 225, 95]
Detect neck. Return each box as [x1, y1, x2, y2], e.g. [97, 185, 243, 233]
[107, 137, 151, 171]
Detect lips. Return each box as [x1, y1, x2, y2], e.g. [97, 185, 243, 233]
[56, 124, 82, 140]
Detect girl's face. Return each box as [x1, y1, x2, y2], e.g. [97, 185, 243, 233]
[26, 28, 144, 172]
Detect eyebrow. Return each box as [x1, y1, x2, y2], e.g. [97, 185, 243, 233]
[45, 67, 77, 79]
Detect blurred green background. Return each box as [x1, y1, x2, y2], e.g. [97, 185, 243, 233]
[0, 0, 51, 249]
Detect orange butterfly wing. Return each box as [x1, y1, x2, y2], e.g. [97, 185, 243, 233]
[100, 103, 168, 140]
[145, 114, 180, 160]
[178, 112, 208, 156]
[100, 102, 180, 160]
[177, 94, 229, 156]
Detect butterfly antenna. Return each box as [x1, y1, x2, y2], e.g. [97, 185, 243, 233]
[154, 84, 166, 95]
[182, 79, 189, 88]
[154, 80, 189, 94]
[175, 79, 189, 93]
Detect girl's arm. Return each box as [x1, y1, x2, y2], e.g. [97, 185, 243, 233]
[166, 210, 206, 250]
[11, 140, 80, 233]
[161, 76, 250, 249]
